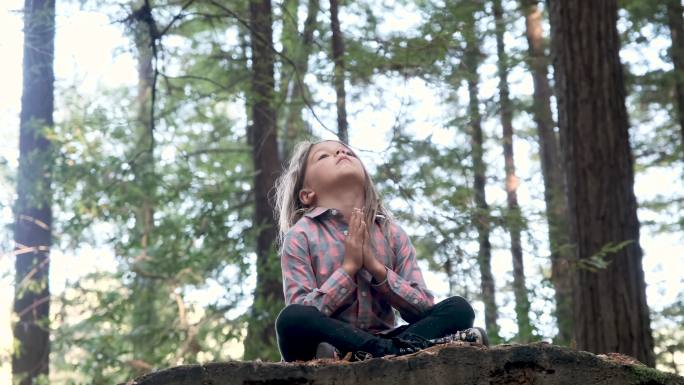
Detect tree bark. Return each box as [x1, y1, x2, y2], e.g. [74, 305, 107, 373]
[463, 11, 501, 344]
[329, 0, 348, 143]
[282, 0, 319, 159]
[13, 0, 55, 384]
[548, 0, 655, 366]
[520, 0, 574, 346]
[277, 0, 299, 107]
[128, 0, 160, 369]
[494, 0, 533, 342]
[666, 0, 684, 157]
[243, 0, 284, 361]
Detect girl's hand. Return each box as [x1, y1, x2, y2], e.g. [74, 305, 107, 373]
[342, 208, 364, 276]
[362, 226, 386, 279]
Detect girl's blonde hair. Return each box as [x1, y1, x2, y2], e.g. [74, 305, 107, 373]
[274, 139, 393, 246]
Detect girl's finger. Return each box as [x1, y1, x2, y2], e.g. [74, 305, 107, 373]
[360, 221, 367, 242]
[354, 215, 364, 242]
[349, 210, 359, 236]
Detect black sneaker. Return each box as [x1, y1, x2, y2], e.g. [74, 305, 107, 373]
[390, 333, 435, 355]
[353, 333, 435, 360]
[430, 327, 490, 347]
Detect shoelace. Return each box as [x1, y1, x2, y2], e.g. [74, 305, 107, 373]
[353, 329, 485, 361]
[352, 351, 374, 361]
[430, 329, 481, 345]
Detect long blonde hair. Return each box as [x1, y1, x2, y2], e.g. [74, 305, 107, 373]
[273, 139, 393, 246]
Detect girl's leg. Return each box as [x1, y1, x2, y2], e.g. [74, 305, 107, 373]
[275, 304, 386, 361]
[395, 296, 475, 340]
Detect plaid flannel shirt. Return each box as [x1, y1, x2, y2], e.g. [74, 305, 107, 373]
[280, 207, 434, 333]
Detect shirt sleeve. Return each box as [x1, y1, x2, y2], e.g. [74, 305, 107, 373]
[281, 228, 357, 316]
[379, 223, 434, 322]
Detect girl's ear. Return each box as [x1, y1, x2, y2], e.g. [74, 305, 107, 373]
[299, 189, 316, 206]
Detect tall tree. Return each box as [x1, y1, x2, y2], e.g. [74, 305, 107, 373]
[329, 0, 348, 143]
[520, 0, 573, 345]
[48, 3, 261, 380]
[666, 0, 684, 156]
[13, 0, 55, 384]
[493, 0, 533, 342]
[128, 0, 162, 370]
[243, 0, 284, 361]
[280, 0, 320, 159]
[548, 0, 655, 366]
[462, 5, 501, 344]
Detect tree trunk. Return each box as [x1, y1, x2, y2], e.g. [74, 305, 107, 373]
[243, 0, 284, 361]
[329, 0, 348, 143]
[277, 0, 299, 108]
[129, 0, 160, 369]
[520, 0, 573, 346]
[493, 0, 533, 343]
[277, 0, 299, 159]
[282, 0, 319, 159]
[666, 0, 684, 157]
[548, 0, 655, 366]
[463, 11, 501, 344]
[13, 0, 55, 384]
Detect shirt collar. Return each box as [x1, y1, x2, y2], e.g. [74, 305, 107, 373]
[303, 207, 334, 218]
[303, 207, 387, 223]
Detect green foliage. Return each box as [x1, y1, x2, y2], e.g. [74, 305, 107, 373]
[52, 270, 246, 384]
[577, 240, 636, 272]
[652, 290, 684, 374]
[621, 0, 684, 176]
[377, 134, 481, 296]
[5, 0, 682, 382]
[48, 1, 262, 381]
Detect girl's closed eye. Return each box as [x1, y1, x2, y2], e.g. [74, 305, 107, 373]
[318, 153, 330, 160]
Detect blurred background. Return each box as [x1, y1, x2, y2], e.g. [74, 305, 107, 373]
[1, 0, 683, 384]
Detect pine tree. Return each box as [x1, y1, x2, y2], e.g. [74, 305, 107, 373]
[548, 0, 655, 366]
[493, 0, 533, 342]
[128, 0, 163, 370]
[243, 0, 284, 361]
[463, 3, 501, 344]
[666, 0, 684, 156]
[280, 0, 320, 159]
[519, 0, 573, 345]
[13, 0, 55, 384]
[329, 0, 348, 142]
[49, 2, 260, 381]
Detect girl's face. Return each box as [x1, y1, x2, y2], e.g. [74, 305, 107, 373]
[300, 140, 366, 202]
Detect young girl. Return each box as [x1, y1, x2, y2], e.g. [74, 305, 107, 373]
[274, 139, 488, 362]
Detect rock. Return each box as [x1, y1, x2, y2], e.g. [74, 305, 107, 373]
[125, 342, 684, 385]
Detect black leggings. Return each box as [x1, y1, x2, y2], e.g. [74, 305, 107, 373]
[275, 296, 475, 362]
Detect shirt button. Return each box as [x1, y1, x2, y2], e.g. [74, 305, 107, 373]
[361, 291, 367, 297]
[343, 230, 348, 236]
[360, 323, 366, 329]
[331, 209, 338, 215]
[341, 288, 347, 294]
[412, 298, 419, 304]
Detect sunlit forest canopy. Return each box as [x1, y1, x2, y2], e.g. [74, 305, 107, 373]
[1, 0, 683, 384]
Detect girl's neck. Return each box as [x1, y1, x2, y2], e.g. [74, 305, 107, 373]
[315, 188, 365, 222]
